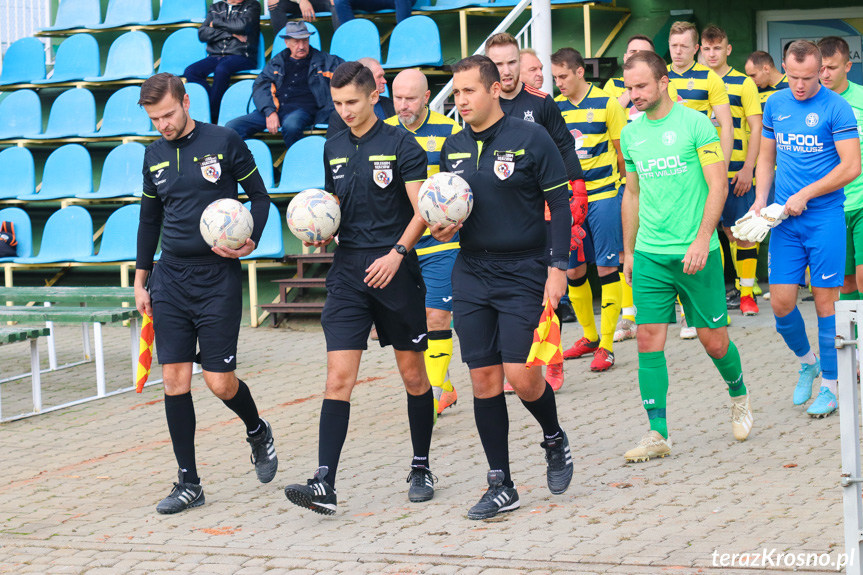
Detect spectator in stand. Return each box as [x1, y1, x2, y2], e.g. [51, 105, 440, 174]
[184, 0, 261, 124]
[226, 22, 344, 150]
[326, 57, 394, 137]
[520, 48, 544, 90]
[268, 0, 340, 32]
[332, 0, 414, 29]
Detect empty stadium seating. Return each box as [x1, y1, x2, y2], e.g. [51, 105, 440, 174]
[18, 145, 92, 201]
[245, 139, 276, 189]
[0, 38, 46, 85]
[158, 28, 207, 76]
[76, 205, 140, 263]
[81, 86, 152, 138]
[151, 0, 207, 25]
[268, 136, 326, 195]
[78, 143, 146, 200]
[27, 88, 96, 139]
[0, 90, 42, 139]
[14, 206, 94, 264]
[383, 16, 443, 68]
[84, 32, 154, 83]
[33, 34, 100, 85]
[330, 19, 381, 62]
[41, 0, 101, 32]
[218, 80, 256, 126]
[90, 0, 153, 29]
[0, 148, 35, 200]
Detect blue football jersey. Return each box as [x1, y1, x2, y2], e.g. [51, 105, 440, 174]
[763, 86, 859, 210]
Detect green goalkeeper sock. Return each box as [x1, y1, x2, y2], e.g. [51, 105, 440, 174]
[711, 340, 747, 397]
[840, 291, 860, 301]
[638, 351, 669, 439]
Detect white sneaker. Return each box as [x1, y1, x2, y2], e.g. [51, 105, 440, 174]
[679, 317, 697, 340]
[731, 394, 753, 441]
[624, 430, 672, 462]
[614, 318, 637, 342]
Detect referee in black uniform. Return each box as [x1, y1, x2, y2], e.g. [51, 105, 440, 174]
[135, 73, 277, 515]
[433, 56, 574, 520]
[283, 61, 435, 515]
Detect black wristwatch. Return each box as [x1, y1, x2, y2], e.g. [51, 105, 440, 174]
[550, 260, 568, 271]
[393, 244, 408, 256]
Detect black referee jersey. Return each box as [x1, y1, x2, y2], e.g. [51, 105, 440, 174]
[137, 122, 270, 269]
[324, 119, 427, 250]
[499, 83, 583, 182]
[439, 115, 570, 264]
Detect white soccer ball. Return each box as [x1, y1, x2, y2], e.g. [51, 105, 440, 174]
[417, 171, 473, 227]
[199, 198, 253, 249]
[286, 189, 341, 242]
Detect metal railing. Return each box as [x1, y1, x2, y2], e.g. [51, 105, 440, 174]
[0, 0, 52, 67]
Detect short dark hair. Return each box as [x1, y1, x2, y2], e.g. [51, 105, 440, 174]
[818, 36, 851, 62]
[785, 40, 822, 67]
[331, 61, 376, 93]
[746, 50, 775, 69]
[451, 55, 500, 90]
[626, 34, 654, 51]
[623, 50, 668, 82]
[138, 73, 186, 106]
[701, 25, 727, 45]
[485, 32, 518, 54]
[550, 47, 585, 72]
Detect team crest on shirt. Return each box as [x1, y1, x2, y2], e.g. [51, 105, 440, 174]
[687, 79, 695, 90]
[523, 110, 535, 122]
[493, 151, 515, 180]
[662, 131, 677, 145]
[586, 110, 594, 123]
[426, 136, 437, 152]
[806, 113, 819, 127]
[372, 159, 394, 188]
[199, 155, 221, 184]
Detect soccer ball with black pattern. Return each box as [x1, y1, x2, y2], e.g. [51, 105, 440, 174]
[286, 189, 341, 243]
[418, 172, 473, 227]
[199, 198, 254, 249]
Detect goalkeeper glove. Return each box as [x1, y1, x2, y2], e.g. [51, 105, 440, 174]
[569, 179, 588, 226]
[571, 224, 586, 263]
[730, 203, 787, 243]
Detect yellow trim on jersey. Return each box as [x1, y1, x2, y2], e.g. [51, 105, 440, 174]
[329, 157, 348, 166]
[149, 161, 169, 172]
[416, 241, 460, 256]
[544, 181, 568, 192]
[719, 68, 762, 178]
[587, 188, 618, 202]
[237, 166, 258, 181]
[448, 153, 471, 159]
[369, 155, 396, 161]
[141, 190, 156, 198]
[697, 141, 724, 167]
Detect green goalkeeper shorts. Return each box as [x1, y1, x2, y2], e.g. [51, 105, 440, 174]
[845, 207, 863, 276]
[632, 248, 728, 328]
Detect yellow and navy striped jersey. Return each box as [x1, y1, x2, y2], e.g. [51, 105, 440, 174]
[718, 68, 761, 178]
[667, 62, 729, 117]
[603, 77, 680, 123]
[554, 84, 625, 200]
[757, 74, 789, 111]
[386, 108, 461, 255]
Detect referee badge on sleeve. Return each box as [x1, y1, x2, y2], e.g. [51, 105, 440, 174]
[493, 151, 515, 180]
[372, 159, 394, 189]
[199, 155, 221, 184]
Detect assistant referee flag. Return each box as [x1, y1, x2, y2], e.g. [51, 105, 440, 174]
[526, 300, 563, 368]
[136, 313, 155, 392]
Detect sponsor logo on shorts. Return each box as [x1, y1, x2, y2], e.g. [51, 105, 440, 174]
[712, 313, 725, 323]
[412, 334, 427, 344]
[224, 355, 234, 363]
[443, 296, 453, 302]
[822, 273, 837, 280]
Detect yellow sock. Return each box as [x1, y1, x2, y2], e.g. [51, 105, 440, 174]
[737, 247, 758, 297]
[619, 271, 635, 322]
[424, 330, 454, 392]
[599, 274, 622, 351]
[568, 275, 598, 342]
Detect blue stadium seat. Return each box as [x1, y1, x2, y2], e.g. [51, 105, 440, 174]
[235, 33, 267, 74]
[330, 20, 381, 62]
[15, 206, 94, 264]
[241, 201, 284, 260]
[245, 139, 274, 188]
[33, 34, 100, 85]
[76, 205, 140, 262]
[27, 88, 96, 139]
[152, 0, 206, 25]
[0, 90, 42, 139]
[186, 82, 211, 124]
[0, 207, 33, 262]
[414, 0, 482, 10]
[159, 28, 206, 75]
[0, 38, 46, 85]
[41, 0, 102, 31]
[268, 136, 325, 195]
[79, 143, 145, 199]
[383, 16, 442, 68]
[81, 86, 152, 137]
[18, 144, 92, 201]
[0, 148, 35, 200]
[218, 79, 255, 126]
[91, 0, 153, 28]
[84, 31, 154, 82]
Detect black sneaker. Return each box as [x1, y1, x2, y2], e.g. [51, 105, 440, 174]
[726, 288, 741, 310]
[156, 469, 204, 515]
[541, 431, 573, 495]
[284, 466, 337, 515]
[558, 299, 576, 323]
[406, 465, 436, 502]
[247, 418, 278, 483]
[467, 470, 520, 520]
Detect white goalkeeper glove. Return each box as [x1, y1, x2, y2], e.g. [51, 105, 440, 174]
[730, 203, 788, 243]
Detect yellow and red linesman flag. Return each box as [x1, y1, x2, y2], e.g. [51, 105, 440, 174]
[525, 300, 563, 368]
[136, 313, 155, 392]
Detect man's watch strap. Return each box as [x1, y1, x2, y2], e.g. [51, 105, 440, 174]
[394, 244, 408, 256]
[550, 260, 568, 271]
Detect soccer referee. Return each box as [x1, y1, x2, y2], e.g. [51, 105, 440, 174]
[433, 55, 574, 520]
[135, 73, 276, 514]
[283, 61, 435, 515]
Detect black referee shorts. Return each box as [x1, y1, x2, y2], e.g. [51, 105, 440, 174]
[149, 256, 242, 373]
[452, 250, 546, 369]
[322, 247, 428, 352]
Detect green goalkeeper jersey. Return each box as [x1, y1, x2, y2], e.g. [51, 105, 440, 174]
[621, 103, 725, 255]
[840, 81, 863, 212]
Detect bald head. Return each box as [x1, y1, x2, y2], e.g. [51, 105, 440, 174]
[358, 57, 387, 93]
[393, 69, 431, 129]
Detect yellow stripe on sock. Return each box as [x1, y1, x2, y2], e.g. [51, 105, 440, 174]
[600, 275, 622, 351]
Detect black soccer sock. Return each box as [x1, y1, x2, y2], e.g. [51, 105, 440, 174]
[221, 378, 263, 435]
[165, 392, 199, 485]
[318, 399, 350, 487]
[407, 387, 435, 469]
[473, 393, 513, 488]
[521, 382, 562, 440]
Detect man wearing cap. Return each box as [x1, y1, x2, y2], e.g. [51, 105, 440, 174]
[226, 22, 343, 150]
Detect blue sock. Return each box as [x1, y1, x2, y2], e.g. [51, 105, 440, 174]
[818, 314, 837, 380]
[774, 307, 811, 358]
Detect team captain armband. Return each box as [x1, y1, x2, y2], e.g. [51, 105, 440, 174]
[696, 141, 724, 167]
